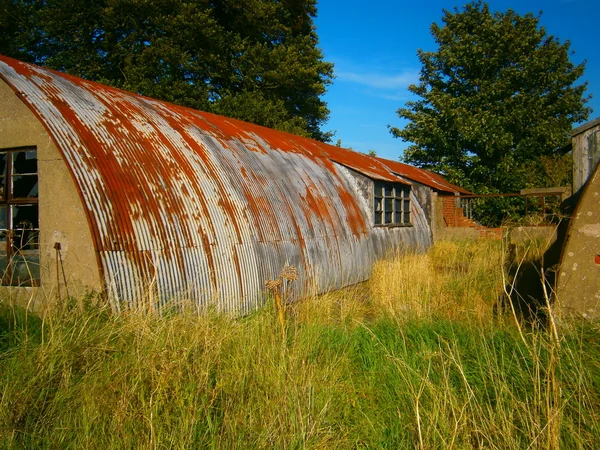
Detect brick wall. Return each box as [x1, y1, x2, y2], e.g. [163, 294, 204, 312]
[440, 196, 502, 239]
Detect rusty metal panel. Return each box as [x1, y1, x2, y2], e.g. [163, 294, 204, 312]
[375, 156, 471, 195]
[0, 55, 434, 312]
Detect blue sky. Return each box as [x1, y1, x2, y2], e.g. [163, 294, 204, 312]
[314, 0, 600, 161]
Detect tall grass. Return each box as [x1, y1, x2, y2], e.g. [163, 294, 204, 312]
[1, 240, 599, 448]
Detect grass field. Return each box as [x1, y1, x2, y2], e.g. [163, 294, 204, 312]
[1, 239, 599, 448]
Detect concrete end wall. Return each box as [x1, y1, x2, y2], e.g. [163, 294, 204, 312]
[431, 194, 449, 240]
[0, 78, 102, 311]
[557, 161, 600, 318]
[337, 165, 433, 253]
[435, 226, 480, 241]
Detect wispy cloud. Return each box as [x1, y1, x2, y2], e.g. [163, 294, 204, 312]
[379, 93, 412, 102]
[336, 70, 418, 90]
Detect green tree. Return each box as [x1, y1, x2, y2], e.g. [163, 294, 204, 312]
[0, 0, 333, 141]
[390, 1, 590, 222]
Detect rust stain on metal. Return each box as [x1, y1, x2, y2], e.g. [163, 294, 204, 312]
[335, 185, 368, 236]
[0, 55, 438, 312]
[375, 157, 471, 194]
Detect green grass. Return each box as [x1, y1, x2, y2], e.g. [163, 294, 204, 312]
[1, 239, 599, 448]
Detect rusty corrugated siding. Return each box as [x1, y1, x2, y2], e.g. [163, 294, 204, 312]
[0, 55, 433, 312]
[375, 157, 472, 195]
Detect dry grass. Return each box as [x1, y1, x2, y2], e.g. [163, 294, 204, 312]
[1, 239, 599, 448]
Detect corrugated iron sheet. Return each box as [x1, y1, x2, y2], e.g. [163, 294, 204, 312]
[375, 157, 472, 195]
[0, 55, 434, 312]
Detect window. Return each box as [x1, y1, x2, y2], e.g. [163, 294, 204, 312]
[0, 147, 39, 286]
[374, 181, 411, 226]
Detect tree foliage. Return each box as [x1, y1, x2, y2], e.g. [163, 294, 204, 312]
[0, 0, 333, 141]
[390, 1, 590, 199]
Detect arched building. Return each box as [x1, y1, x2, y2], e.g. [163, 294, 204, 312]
[0, 55, 466, 312]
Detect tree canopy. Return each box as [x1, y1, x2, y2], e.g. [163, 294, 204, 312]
[0, 0, 334, 141]
[390, 1, 590, 202]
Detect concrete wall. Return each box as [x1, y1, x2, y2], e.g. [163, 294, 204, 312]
[0, 79, 101, 309]
[556, 160, 600, 318]
[335, 165, 434, 254]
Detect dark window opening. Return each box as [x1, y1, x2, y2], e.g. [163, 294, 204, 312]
[0, 147, 39, 286]
[374, 181, 411, 227]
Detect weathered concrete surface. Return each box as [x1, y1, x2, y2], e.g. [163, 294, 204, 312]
[436, 226, 480, 241]
[557, 161, 600, 318]
[0, 78, 102, 310]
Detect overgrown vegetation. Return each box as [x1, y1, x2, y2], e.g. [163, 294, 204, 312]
[392, 0, 589, 225]
[0, 0, 334, 141]
[1, 240, 599, 448]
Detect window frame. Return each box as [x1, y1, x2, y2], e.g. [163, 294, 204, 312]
[0, 146, 40, 287]
[373, 180, 412, 227]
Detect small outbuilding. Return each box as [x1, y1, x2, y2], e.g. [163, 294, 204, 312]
[557, 117, 600, 318]
[571, 117, 600, 194]
[0, 55, 466, 313]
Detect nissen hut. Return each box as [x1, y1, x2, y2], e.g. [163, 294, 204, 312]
[0, 55, 466, 313]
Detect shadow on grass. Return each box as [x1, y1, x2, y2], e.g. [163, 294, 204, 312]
[500, 191, 580, 325]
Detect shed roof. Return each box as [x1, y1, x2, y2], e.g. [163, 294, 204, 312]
[0, 55, 460, 309]
[375, 157, 471, 195]
[0, 55, 402, 183]
[572, 117, 600, 137]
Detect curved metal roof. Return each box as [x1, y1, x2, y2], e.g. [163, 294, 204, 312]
[0, 55, 439, 311]
[375, 157, 471, 195]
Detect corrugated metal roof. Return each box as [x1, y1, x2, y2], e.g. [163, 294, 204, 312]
[0, 55, 438, 312]
[374, 157, 472, 195]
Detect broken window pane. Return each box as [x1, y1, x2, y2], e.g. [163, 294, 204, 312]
[0, 231, 7, 278]
[374, 198, 382, 212]
[12, 230, 39, 251]
[0, 148, 39, 286]
[12, 175, 38, 198]
[12, 150, 37, 175]
[12, 204, 39, 230]
[0, 153, 6, 177]
[10, 254, 40, 286]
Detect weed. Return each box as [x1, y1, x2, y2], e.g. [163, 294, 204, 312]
[0, 240, 598, 448]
